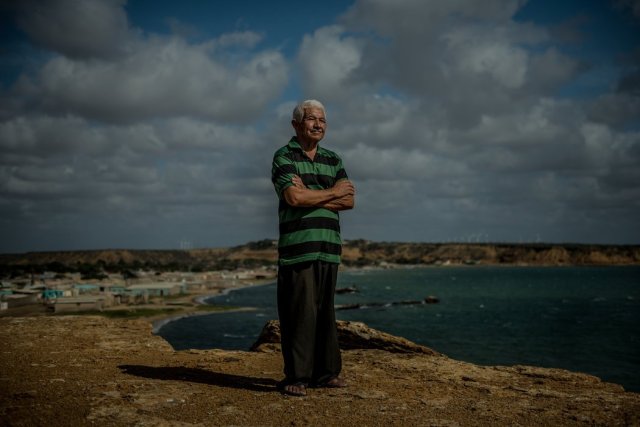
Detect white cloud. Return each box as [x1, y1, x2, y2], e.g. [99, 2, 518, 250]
[11, 35, 288, 123]
[296, 0, 580, 131]
[525, 48, 585, 93]
[294, 0, 640, 244]
[443, 26, 530, 89]
[15, 0, 134, 59]
[0, 115, 111, 156]
[0, 111, 278, 250]
[588, 93, 640, 128]
[329, 94, 418, 149]
[297, 25, 364, 100]
[1, 0, 638, 250]
[4, 0, 289, 124]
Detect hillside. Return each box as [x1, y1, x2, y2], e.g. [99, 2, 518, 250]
[341, 240, 640, 266]
[1, 240, 639, 273]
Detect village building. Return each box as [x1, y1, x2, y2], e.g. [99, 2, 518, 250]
[1, 291, 39, 308]
[125, 282, 186, 297]
[53, 296, 105, 313]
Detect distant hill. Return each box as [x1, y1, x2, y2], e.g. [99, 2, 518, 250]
[0, 240, 278, 274]
[1, 240, 638, 274]
[341, 240, 640, 266]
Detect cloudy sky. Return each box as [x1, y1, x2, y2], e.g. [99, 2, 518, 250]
[1, 0, 639, 253]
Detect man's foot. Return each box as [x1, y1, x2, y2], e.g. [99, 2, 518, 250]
[277, 381, 307, 397]
[315, 376, 347, 388]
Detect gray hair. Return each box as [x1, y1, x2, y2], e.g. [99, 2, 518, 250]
[292, 99, 326, 122]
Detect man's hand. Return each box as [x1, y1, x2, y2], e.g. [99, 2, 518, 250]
[292, 175, 305, 189]
[332, 179, 355, 198]
[322, 180, 355, 211]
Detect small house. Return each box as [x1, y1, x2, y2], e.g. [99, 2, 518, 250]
[1, 293, 39, 308]
[53, 296, 105, 313]
[126, 282, 185, 297]
[42, 289, 65, 300]
[73, 284, 100, 294]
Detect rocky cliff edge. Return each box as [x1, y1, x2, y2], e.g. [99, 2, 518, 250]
[1, 316, 639, 426]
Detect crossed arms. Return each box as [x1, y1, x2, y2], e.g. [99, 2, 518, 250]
[283, 176, 355, 212]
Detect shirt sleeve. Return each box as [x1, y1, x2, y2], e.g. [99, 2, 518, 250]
[335, 157, 348, 182]
[271, 152, 296, 199]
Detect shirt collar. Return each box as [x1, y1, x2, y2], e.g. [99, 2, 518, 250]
[289, 136, 321, 152]
[288, 136, 303, 151]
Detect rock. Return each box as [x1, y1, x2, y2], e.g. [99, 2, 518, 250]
[336, 300, 429, 310]
[393, 300, 423, 306]
[336, 303, 364, 310]
[249, 320, 282, 351]
[352, 389, 388, 400]
[250, 320, 440, 355]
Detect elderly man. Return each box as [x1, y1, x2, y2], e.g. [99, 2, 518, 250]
[271, 99, 355, 397]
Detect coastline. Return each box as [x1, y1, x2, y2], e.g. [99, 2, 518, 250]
[150, 306, 258, 334]
[155, 265, 640, 392]
[149, 280, 276, 334]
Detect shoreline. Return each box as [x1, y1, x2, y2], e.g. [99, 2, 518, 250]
[150, 306, 258, 334]
[149, 264, 640, 335]
[150, 266, 640, 393]
[150, 280, 276, 334]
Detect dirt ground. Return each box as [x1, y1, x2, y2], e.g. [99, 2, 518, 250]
[1, 315, 639, 426]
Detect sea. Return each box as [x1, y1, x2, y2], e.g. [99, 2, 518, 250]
[156, 266, 640, 392]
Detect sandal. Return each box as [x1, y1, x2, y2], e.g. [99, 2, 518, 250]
[277, 380, 307, 397]
[315, 376, 347, 388]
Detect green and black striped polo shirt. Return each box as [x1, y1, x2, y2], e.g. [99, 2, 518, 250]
[271, 137, 349, 266]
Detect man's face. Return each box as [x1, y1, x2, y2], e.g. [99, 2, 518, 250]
[292, 107, 326, 145]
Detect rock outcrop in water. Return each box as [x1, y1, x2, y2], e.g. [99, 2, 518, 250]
[2, 315, 639, 426]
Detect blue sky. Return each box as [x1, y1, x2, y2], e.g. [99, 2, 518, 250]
[0, 0, 639, 252]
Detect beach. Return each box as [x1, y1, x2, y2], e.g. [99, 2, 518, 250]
[0, 269, 275, 323]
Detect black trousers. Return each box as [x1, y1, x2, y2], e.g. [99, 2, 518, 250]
[277, 261, 341, 385]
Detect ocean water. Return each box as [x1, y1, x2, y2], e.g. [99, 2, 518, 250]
[156, 266, 640, 392]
